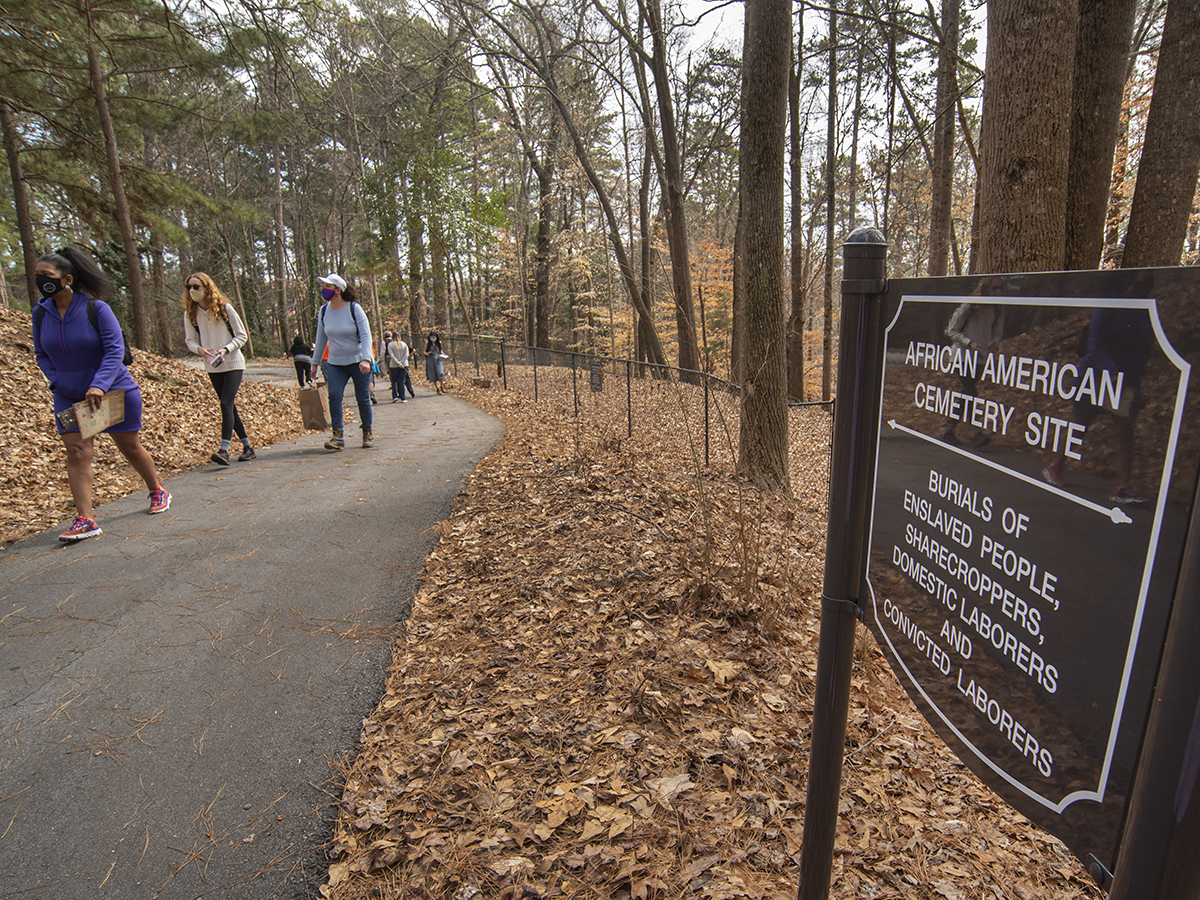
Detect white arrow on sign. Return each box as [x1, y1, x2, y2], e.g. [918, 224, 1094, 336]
[887, 419, 1133, 525]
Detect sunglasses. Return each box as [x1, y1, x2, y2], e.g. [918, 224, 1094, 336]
[187, 283, 204, 290]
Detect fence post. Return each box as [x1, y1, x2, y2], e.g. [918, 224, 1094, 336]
[572, 352, 579, 418]
[704, 372, 710, 468]
[500, 340, 507, 391]
[1106, 479, 1200, 899]
[534, 348, 539, 402]
[797, 226, 887, 900]
[627, 359, 632, 438]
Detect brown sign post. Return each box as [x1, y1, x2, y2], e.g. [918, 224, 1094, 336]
[801, 230, 1200, 898]
[798, 227, 887, 899]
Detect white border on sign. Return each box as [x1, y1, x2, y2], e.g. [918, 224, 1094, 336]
[866, 294, 1191, 814]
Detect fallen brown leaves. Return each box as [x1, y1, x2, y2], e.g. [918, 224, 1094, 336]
[0, 307, 310, 547]
[0, 301, 1107, 897]
[324, 375, 1105, 900]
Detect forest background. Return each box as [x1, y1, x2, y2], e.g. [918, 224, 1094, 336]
[3, 0, 1198, 424]
[4, 0, 1200, 895]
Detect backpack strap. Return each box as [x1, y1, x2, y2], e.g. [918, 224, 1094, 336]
[32, 299, 101, 334]
[321, 300, 362, 342]
[191, 300, 231, 331]
[36, 297, 130, 365]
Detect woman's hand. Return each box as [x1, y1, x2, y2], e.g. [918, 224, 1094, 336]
[359, 359, 371, 375]
[84, 386, 104, 411]
[200, 346, 217, 362]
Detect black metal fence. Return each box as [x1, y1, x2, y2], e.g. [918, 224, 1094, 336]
[428, 334, 833, 471]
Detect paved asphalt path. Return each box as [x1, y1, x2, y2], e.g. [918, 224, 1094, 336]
[0, 380, 502, 899]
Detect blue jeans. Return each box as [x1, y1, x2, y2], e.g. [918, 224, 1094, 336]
[326, 363, 373, 433]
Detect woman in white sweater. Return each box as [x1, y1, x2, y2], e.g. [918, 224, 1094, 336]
[183, 273, 255, 464]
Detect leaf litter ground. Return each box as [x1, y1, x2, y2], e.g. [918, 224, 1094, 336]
[0, 306, 1102, 899]
[322, 375, 1104, 900]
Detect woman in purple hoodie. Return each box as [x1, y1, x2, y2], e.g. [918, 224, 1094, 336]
[32, 246, 171, 542]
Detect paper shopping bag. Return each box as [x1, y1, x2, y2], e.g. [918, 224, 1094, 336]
[298, 384, 329, 430]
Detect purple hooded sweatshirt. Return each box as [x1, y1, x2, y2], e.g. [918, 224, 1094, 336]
[33, 293, 142, 433]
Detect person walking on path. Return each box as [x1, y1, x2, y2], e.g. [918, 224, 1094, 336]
[368, 347, 380, 406]
[312, 273, 374, 449]
[183, 272, 255, 465]
[400, 332, 416, 399]
[289, 334, 314, 387]
[424, 331, 447, 394]
[942, 303, 1004, 448]
[385, 331, 412, 402]
[378, 331, 392, 397]
[32, 246, 171, 541]
[1042, 307, 1153, 506]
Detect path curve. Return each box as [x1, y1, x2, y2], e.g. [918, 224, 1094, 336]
[0, 387, 502, 898]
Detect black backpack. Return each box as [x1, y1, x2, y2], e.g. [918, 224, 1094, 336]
[320, 299, 361, 341]
[33, 298, 133, 367]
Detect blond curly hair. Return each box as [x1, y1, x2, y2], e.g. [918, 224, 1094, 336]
[183, 272, 233, 328]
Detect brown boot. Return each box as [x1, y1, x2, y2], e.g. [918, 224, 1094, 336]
[362, 428, 374, 449]
[324, 428, 344, 450]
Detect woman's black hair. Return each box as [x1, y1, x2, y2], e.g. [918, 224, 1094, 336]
[342, 282, 358, 304]
[38, 246, 113, 300]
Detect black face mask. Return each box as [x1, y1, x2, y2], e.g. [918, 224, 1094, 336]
[37, 276, 67, 297]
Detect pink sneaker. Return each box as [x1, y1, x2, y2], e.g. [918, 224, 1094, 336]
[59, 515, 102, 542]
[148, 487, 171, 514]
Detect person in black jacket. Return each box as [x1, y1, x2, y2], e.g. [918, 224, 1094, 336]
[289, 334, 313, 387]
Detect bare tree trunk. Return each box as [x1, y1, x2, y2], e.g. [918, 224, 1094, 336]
[534, 118, 558, 348]
[848, 18, 864, 233]
[407, 204, 424, 344]
[1121, 0, 1200, 268]
[1103, 89, 1132, 267]
[977, 0, 1077, 274]
[731, 192, 745, 384]
[821, 2, 837, 402]
[150, 237, 172, 355]
[0, 97, 37, 306]
[928, 0, 959, 276]
[737, 0, 793, 497]
[956, 93, 982, 273]
[645, 0, 700, 378]
[221, 229, 255, 358]
[883, 0, 897, 236]
[638, 141, 655, 367]
[1064, 0, 1137, 269]
[787, 8, 806, 402]
[272, 141, 289, 351]
[141, 126, 174, 354]
[515, 159, 534, 346]
[552, 87, 667, 366]
[430, 211, 449, 329]
[804, 196, 818, 347]
[79, 0, 149, 347]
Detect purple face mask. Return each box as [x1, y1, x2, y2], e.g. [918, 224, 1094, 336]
[321, 287, 337, 301]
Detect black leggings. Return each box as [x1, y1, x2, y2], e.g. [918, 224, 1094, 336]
[208, 370, 248, 443]
[295, 360, 311, 387]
